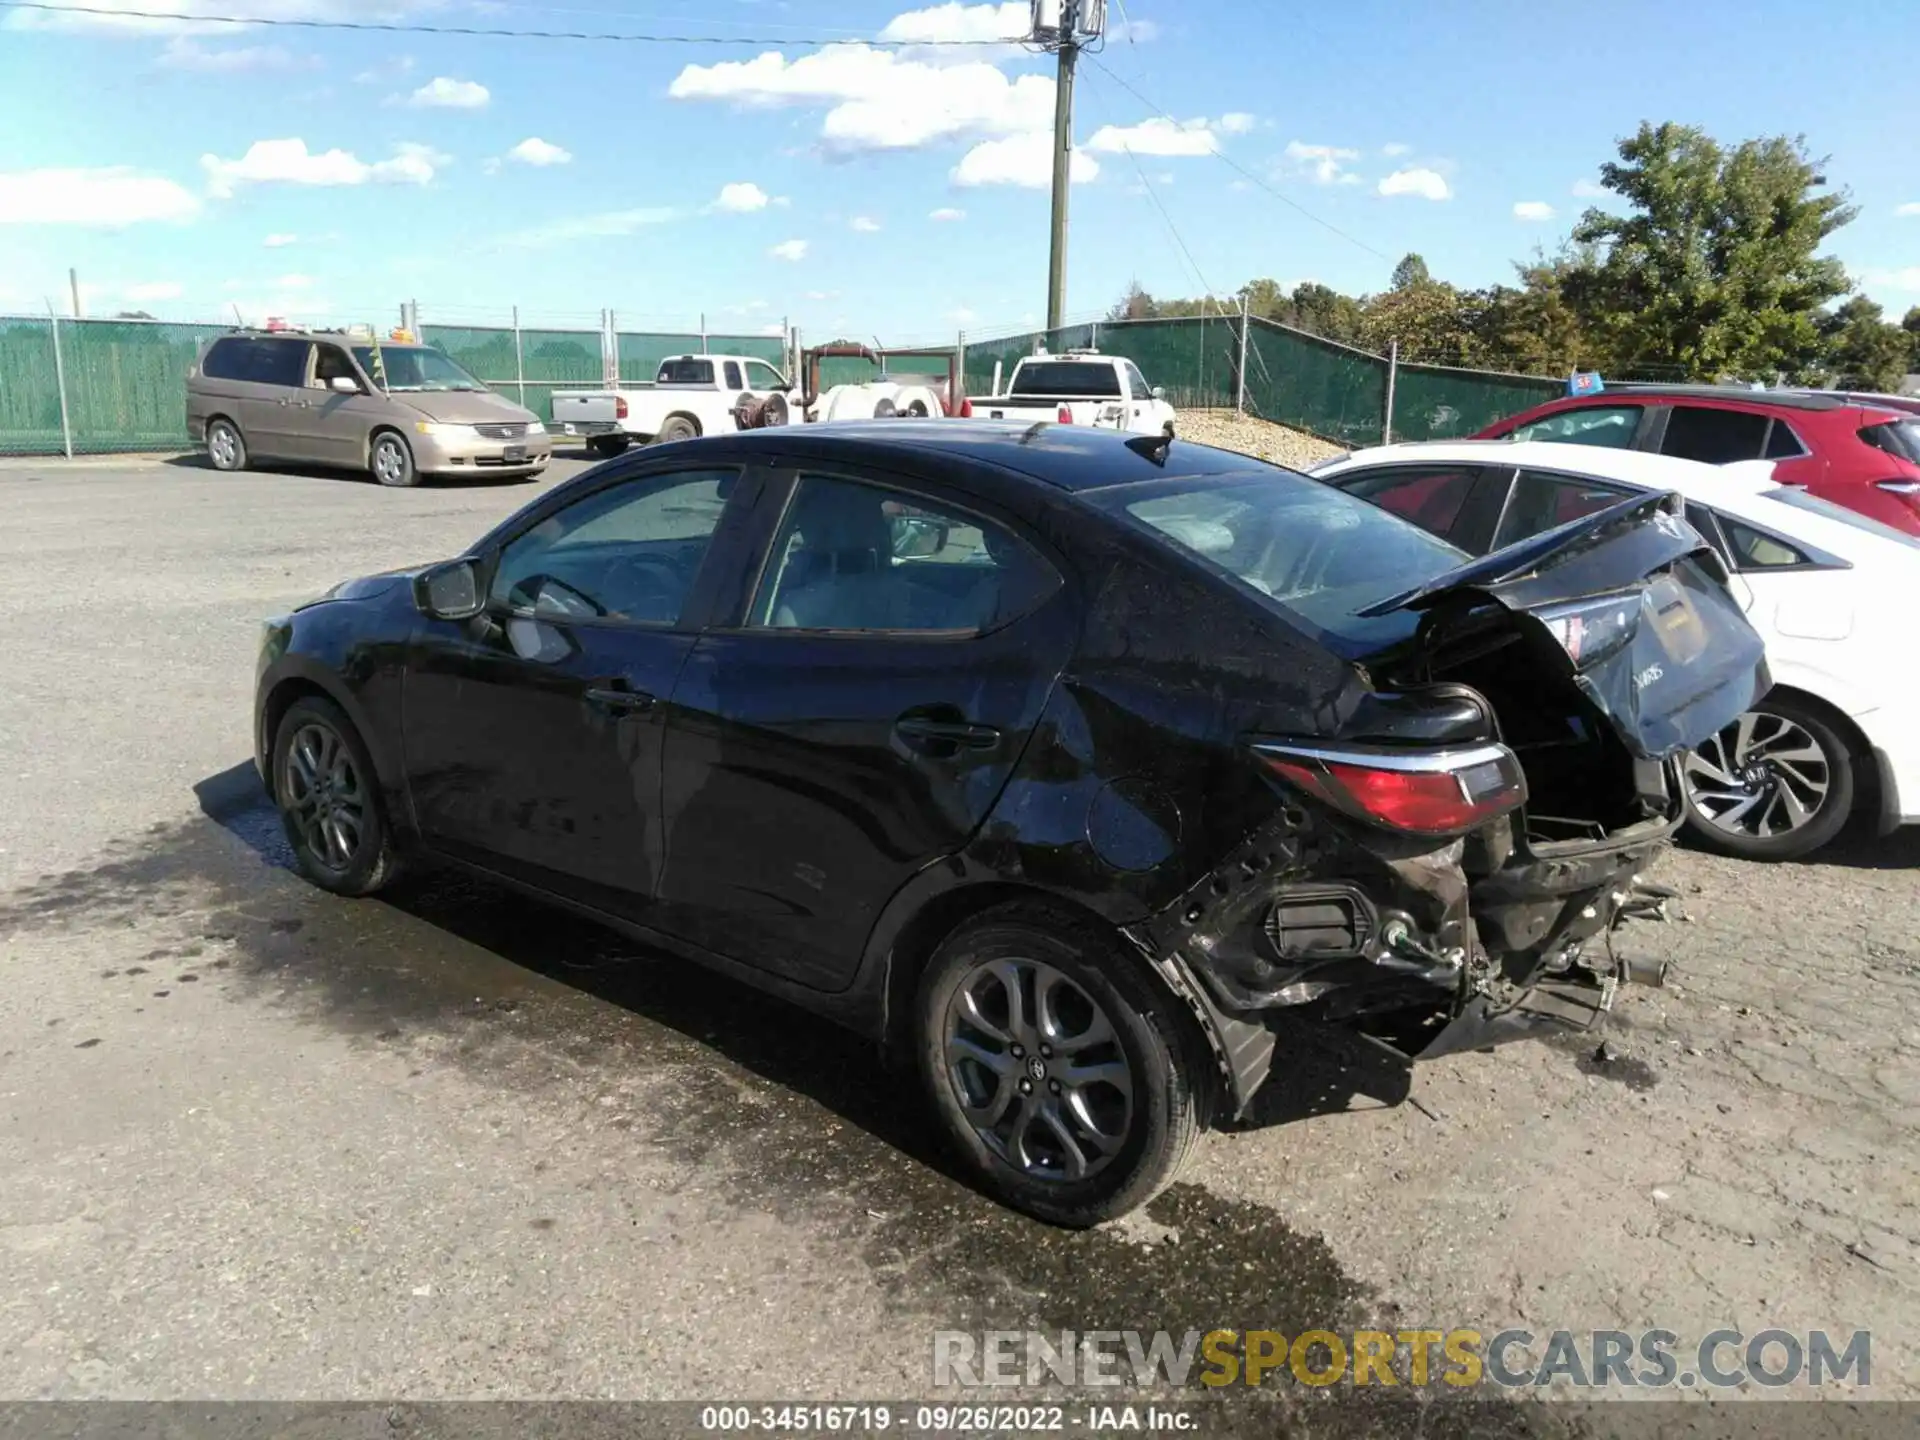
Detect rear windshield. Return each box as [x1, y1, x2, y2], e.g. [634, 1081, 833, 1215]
[658, 358, 716, 385]
[1091, 469, 1467, 646]
[1012, 361, 1122, 399]
[1860, 419, 1920, 464]
[1763, 486, 1920, 549]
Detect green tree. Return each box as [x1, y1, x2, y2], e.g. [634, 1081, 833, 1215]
[1389, 253, 1432, 291]
[1286, 282, 1365, 347]
[1564, 122, 1855, 380]
[1819, 295, 1913, 391]
[1108, 280, 1157, 322]
[1902, 306, 1920, 371]
[1358, 279, 1476, 365]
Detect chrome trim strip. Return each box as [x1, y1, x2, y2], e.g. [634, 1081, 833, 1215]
[1250, 740, 1514, 774]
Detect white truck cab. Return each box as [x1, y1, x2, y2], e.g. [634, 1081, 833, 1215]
[551, 354, 798, 456]
[971, 349, 1176, 435]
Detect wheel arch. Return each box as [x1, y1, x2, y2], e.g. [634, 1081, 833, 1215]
[662, 410, 704, 437]
[364, 423, 411, 467]
[1753, 682, 1877, 813]
[257, 660, 405, 807]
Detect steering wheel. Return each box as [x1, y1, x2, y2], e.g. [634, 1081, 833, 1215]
[519, 573, 606, 619]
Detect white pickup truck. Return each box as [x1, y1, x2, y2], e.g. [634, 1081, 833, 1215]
[551, 353, 799, 457]
[971, 350, 1176, 434]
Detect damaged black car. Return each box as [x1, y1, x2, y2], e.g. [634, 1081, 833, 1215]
[254, 422, 1767, 1226]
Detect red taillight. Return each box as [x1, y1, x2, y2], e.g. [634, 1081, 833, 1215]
[1056, 404, 1074, 423]
[614, 395, 629, 420]
[1253, 742, 1526, 836]
[958, 396, 973, 418]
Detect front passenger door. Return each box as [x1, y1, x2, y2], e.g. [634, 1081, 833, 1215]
[655, 469, 1074, 988]
[404, 464, 756, 916]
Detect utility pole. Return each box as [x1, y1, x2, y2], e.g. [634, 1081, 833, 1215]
[1039, 0, 1102, 333]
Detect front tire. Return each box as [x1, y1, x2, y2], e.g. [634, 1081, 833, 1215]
[206, 418, 248, 472]
[916, 903, 1205, 1227]
[271, 696, 399, 896]
[1681, 694, 1857, 860]
[656, 415, 699, 444]
[369, 430, 418, 488]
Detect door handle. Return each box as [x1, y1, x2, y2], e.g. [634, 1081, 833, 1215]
[584, 684, 656, 714]
[894, 714, 1001, 752]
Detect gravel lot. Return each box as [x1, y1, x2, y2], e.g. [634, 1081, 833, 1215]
[1, 437, 1914, 1432]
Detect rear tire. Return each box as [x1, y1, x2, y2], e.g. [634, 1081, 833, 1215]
[206, 417, 248, 472]
[369, 430, 418, 488]
[656, 416, 699, 444]
[587, 435, 630, 459]
[1681, 693, 1857, 861]
[915, 902, 1205, 1227]
[271, 696, 399, 897]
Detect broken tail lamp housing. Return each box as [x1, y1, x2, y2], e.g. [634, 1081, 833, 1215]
[1252, 740, 1527, 837]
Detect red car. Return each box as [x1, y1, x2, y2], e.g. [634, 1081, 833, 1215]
[1475, 385, 1920, 535]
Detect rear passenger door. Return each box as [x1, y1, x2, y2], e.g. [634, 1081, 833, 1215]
[654, 465, 1075, 989]
[242, 339, 314, 460]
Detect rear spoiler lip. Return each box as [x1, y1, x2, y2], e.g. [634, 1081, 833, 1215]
[1358, 489, 1698, 618]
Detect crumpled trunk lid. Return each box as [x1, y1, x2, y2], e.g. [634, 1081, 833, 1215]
[1360, 490, 1769, 759]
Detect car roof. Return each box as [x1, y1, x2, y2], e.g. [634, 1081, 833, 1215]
[1323, 439, 1920, 564]
[709, 419, 1264, 493]
[1570, 384, 1851, 412]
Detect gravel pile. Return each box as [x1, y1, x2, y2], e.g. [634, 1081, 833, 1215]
[1175, 407, 1348, 469]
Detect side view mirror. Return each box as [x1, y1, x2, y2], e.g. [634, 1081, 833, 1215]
[416, 558, 484, 620]
[891, 515, 949, 559]
[1150, 386, 1166, 400]
[330, 375, 360, 395]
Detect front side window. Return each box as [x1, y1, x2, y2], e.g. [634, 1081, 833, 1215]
[1659, 406, 1771, 463]
[1122, 361, 1152, 399]
[312, 345, 358, 388]
[751, 475, 1057, 633]
[350, 345, 484, 393]
[1494, 469, 1633, 548]
[489, 468, 737, 624]
[744, 359, 788, 391]
[1338, 465, 1478, 539]
[1508, 404, 1642, 447]
[1095, 469, 1466, 642]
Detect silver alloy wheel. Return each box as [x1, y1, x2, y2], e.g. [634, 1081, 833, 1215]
[1683, 709, 1833, 840]
[208, 423, 238, 468]
[280, 720, 367, 874]
[372, 435, 407, 485]
[942, 957, 1134, 1183]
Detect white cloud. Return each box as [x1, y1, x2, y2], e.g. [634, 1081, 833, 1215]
[1571, 178, 1607, 198]
[263, 232, 298, 247]
[157, 37, 306, 71]
[878, 2, 1027, 44]
[1381, 142, 1412, 157]
[122, 281, 184, 302]
[0, 167, 201, 226]
[1512, 200, 1555, 221]
[929, 206, 966, 221]
[1218, 112, 1256, 135]
[407, 76, 489, 109]
[1896, 202, 1920, 217]
[670, 44, 1054, 154]
[952, 132, 1097, 188]
[501, 207, 681, 247]
[1087, 117, 1220, 157]
[850, 215, 881, 232]
[1861, 267, 1920, 292]
[507, 137, 572, 167]
[1283, 141, 1359, 185]
[1379, 167, 1451, 201]
[713, 181, 771, 212]
[201, 139, 448, 198]
[769, 239, 809, 261]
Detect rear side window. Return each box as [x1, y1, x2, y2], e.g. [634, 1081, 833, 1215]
[1508, 404, 1642, 447]
[1659, 406, 1770, 463]
[658, 359, 715, 385]
[1763, 420, 1806, 458]
[1338, 465, 1478, 539]
[1718, 515, 1809, 570]
[1494, 469, 1634, 548]
[200, 337, 254, 380]
[249, 339, 311, 388]
[723, 361, 743, 390]
[1012, 362, 1122, 398]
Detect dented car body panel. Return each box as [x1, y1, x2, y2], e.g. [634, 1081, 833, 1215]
[254, 423, 1767, 1120]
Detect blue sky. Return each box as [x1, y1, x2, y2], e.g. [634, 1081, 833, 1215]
[2, 0, 1917, 348]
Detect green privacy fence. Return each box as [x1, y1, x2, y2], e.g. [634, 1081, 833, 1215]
[962, 315, 1562, 447]
[0, 310, 1567, 459]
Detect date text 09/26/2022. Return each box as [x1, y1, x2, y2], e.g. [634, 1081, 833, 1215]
[699, 1405, 1196, 1433]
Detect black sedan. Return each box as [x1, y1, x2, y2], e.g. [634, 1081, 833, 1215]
[255, 422, 1767, 1225]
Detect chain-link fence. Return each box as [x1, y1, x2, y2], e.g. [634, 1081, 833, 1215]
[0, 307, 1567, 460]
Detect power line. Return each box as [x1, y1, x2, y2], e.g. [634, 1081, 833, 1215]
[0, 1, 1025, 45]
[1082, 53, 1395, 264]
